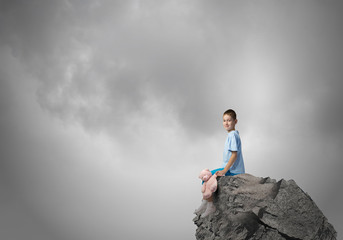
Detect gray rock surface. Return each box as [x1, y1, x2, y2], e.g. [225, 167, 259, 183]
[193, 174, 337, 240]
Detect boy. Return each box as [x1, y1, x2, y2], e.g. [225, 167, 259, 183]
[195, 109, 245, 217]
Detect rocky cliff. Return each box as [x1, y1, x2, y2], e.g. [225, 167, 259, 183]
[193, 174, 337, 240]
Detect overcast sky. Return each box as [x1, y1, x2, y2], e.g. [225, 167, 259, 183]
[0, 1, 342, 239]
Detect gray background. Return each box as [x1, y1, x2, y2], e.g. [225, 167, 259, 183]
[0, 1, 342, 239]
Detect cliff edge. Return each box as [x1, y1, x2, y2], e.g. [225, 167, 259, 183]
[193, 174, 337, 240]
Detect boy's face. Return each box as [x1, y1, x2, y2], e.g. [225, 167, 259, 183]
[223, 114, 237, 132]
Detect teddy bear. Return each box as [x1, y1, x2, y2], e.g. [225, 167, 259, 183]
[198, 168, 218, 200]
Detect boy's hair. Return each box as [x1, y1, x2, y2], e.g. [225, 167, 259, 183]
[223, 109, 237, 120]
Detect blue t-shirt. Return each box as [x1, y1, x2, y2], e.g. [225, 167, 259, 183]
[222, 130, 245, 174]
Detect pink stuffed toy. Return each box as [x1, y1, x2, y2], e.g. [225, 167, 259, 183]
[198, 169, 218, 200]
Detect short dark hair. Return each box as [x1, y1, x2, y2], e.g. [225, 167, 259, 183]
[223, 109, 237, 120]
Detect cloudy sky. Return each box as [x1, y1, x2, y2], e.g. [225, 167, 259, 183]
[0, 0, 342, 239]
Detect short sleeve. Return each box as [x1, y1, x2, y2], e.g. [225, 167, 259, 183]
[228, 133, 238, 152]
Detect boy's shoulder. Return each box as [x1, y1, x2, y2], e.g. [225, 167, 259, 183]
[228, 130, 240, 137]
[227, 130, 241, 141]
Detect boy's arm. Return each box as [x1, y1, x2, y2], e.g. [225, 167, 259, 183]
[216, 151, 237, 176]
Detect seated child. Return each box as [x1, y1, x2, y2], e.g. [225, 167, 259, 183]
[195, 109, 245, 218]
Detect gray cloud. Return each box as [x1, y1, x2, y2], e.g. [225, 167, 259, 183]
[2, 0, 237, 139]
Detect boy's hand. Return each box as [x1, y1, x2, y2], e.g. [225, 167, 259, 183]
[216, 170, 227, 176]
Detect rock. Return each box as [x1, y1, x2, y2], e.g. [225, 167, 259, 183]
[193, 174, 337, 240]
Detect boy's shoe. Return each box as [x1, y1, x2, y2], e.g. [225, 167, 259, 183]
[194, 200, 208, 215]
[201, 201, 216, 218]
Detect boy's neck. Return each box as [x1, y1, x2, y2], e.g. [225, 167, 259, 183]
[227, 128, 235, 133]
